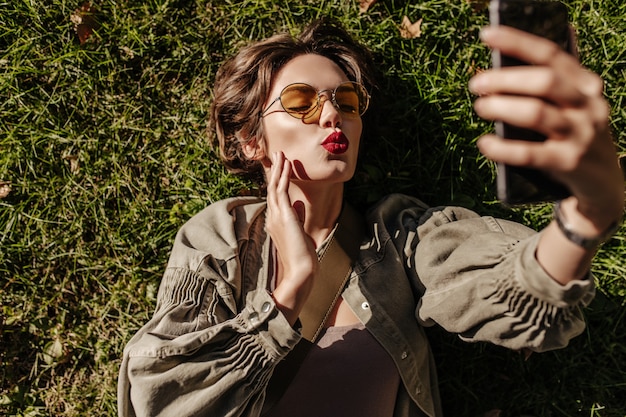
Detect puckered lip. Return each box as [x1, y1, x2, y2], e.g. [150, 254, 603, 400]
[321, 131, 349, 154]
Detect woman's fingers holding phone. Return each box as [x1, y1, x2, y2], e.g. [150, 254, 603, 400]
[470, 66, 586, 107]
[480, 25, 574, 68]
[481, 26, 604, 100]
[473, 94, 572, 138]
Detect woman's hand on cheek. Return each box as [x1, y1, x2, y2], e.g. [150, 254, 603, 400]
[470, 26, 624, 222]
[265, 151, 319, 326]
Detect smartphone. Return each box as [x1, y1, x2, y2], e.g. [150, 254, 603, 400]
[489, 0, 574, 205]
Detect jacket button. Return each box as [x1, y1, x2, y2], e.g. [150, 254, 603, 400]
[401, 351, 408, 359]
[249, 312, 259, 323]
[261, 302, 271, 313]
[361, 302, 370, 310]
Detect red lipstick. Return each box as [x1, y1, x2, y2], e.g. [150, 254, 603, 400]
[321, 132, 349, 154]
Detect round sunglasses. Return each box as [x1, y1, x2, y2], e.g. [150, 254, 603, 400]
[261, 81, 370, 121]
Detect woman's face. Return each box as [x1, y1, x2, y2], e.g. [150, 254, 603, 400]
[259, 54, 363, 184]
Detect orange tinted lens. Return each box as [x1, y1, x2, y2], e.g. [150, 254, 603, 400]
[335, 83, 361, 117]
[280, 84, 318, 117]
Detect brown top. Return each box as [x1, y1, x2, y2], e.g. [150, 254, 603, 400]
[266, 321, 401, 417]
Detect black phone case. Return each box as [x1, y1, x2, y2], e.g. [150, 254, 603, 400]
[489, 0, 573, 205]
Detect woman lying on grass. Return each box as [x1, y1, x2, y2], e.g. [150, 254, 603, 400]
[118, 18, 623, 417]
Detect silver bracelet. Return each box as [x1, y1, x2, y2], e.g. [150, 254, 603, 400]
[553, 200, 621, 249]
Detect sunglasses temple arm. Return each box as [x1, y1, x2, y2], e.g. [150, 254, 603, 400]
[261, 96, 281, 117]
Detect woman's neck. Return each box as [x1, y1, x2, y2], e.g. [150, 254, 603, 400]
[287, 182, 345, 248]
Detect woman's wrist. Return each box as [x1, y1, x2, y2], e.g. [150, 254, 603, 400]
[271, 276, 315, 327]
[553, 198, 622, 249]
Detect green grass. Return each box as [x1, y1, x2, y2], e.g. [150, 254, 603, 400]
[1, 1, 624, 416]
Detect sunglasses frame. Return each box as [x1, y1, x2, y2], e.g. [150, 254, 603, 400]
[261, 81, 370, 120]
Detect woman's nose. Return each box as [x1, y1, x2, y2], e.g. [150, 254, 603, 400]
[317, 95, 342, 128]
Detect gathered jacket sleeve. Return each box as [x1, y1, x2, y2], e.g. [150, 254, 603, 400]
[406, 200, 595, 352]
[118, 198, 301, 417]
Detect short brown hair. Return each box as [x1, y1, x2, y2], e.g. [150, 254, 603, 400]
[210, 18, 377, 184]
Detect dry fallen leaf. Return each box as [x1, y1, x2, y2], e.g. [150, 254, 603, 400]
[42, 338, 70, 365]
[0, 181, 11, 199]
[359, 0, 378, 13]
[71, 2, 98, 45]
[63, 154, 80, 174]
[400, 16, 423, 39]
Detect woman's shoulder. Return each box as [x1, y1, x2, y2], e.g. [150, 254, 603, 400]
[365, 193, 532, 237]
[184, 196, 266, 229]
[366, 193, 477, 224]
[371, 193, 515, 220]
[365, 193, 429, 218]
[170, 196, 267, 261]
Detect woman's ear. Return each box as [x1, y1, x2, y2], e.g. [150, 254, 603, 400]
[241, 136, 266, 161]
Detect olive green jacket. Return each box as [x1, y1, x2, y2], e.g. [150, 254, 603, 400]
[118, 194, 594, 417]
